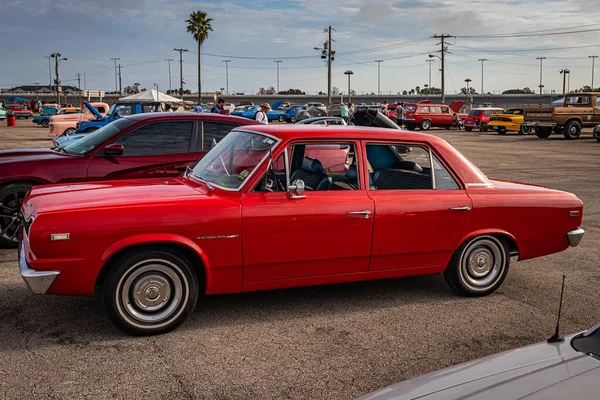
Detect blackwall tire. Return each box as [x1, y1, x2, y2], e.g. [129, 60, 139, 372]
[443, 235, 510, 297]
[563, 120, 581, 140]
[0, 182, 33, 247]
[104, 248, 199, 336]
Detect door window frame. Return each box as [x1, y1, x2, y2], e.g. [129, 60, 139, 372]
[361, 140, 465, 191]
[108, 119, 197, 156]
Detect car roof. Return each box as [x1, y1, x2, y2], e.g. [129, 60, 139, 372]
[238, 124, 447, 145]
[123, 112, 259, 124]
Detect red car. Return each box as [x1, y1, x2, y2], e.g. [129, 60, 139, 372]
[463, 107, 505, 132]
[0, 113, 259, 246]
[19, 125, 584, 335]
[403, 101, 465, 130]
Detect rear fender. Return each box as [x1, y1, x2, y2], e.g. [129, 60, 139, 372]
[444, 229, 520, 269]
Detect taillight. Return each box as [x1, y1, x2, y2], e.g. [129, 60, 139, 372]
[501, 117, 512, 122]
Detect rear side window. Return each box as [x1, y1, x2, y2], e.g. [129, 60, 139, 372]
[430, 106, 442, 113]
[201, 122, 239, 151]
[416, 106, 429, 113]
[114, 121, 193, 156]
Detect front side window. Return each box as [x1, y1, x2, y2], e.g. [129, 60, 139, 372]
[113, 121, 193, 156]
[468, 110, 482, 117]
[191, 130, 278, 190]
[366, 144, 459, 190]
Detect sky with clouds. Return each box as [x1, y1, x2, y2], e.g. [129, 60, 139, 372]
[1, 0, 599, 95]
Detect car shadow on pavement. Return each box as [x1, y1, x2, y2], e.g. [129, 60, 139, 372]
[0, 274, 454, 350]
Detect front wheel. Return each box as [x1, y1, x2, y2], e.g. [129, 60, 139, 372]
[0, 182, 33, 247]
[520, 125, 531, 135]
[104, 248, 199, 335]
[41, 120, 49, 128]
[535, 127, 552, 138]
[593, 126, 600, 142]
[497, 126, 507, 135]
[444, 235, 510, 297]
[277, 115, 284, 122]
[420, 120, 431, 131]
[290, 116, 297, 123]
[480, 122, 488, 132]
[465, 127, 473, 132]
[405, 123, 416, 131]
[63, 128, 76, 136]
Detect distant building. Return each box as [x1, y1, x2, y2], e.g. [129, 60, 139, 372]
[5, 85, 82, 94]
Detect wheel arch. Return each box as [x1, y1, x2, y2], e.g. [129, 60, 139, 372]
[446, 229, 520, 270]
[564, 118, 582, 126]
[0, 178, 50, 189]
[96, 235, 209, 292]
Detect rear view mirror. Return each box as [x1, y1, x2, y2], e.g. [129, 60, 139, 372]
[288, 179, 306, 199]
[104, 143, 124, 156]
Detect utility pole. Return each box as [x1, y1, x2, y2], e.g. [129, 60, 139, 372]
[560, 69, 570, 98]
[589, 55, 598, 90]
[83, 70, 87, 90]
[478, 58, 487, 94]
[465, 78, 472, 109]
[222, 60, 231, 95]
[165, 58, 174, 92]
[375, 60, 383, 95]
[536, 57, 546, 95]
[33, 82, 40, 101]
[50, 53, 67, 106]
[44, 56, 52, 86]
[344, 70, 353, 103]
[315, 27, 335, 106]
[173, 48, 189, 100]
[426, 59, 434, 94]
[118, 64, 122, 95]
[110, 57, 120, 93]
[432, 34, 454, 104]
[76, 73, 81, 105]
[274, 60, 282, 94]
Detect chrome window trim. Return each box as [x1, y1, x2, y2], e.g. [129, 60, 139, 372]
[429, 149, 436, 190]
[195, 130, 282, 193]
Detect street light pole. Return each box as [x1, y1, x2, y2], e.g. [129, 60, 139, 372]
[589, 55, 598, 90]
[165, 58, 174, 92]
[344, 70, 353, 103]
[560, 69, 570, 98]
[426, 59, 434, 94]
[536, 57, 546, 95]
[375, 60, 383, 95]
[478, 58, 487, 94]
[50, 53, 67, 106]
[44, 56, 52, 87]
[110, 57, 120, 93]
[274, 60, 282, 94]
[222, 60, 231, 95]
[465, 78, 472, 109]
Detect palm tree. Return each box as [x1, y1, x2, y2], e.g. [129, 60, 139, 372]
[186, 10, 213, 103]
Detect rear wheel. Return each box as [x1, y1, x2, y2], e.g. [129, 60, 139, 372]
[290, 116, 297, 123]
[443, 235, 510, 297]
[420, 120, 431, 131]
[563, 120, 581, 140]
[520, 125, 531, 135]
[497, 126, 507, 135]
[465, 127, 473, 132]
[277, 115, 284, 122]
[593, 126, 600, 142]
[41, 120, 49, 128]
[104, 247, 199, 335]
[480, 122, 488, 132]
[0, 182, 33, 247]
[405, 123, 416, 131]
[536, 127, 552, 138]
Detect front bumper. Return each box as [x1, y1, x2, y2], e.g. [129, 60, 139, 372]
[522, 121, 557, 128]
[19, 237, 59, 294]
[567, 227, 585, 247]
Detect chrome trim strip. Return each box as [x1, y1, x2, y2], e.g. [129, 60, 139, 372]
[284, 143, 291, 188]
[465, 182, 494, 187]
[196, 234, 239, 240]
[448, 206, 471, 211]
[19, 240, 59, 295]
[567, 227, 584, 247]
[429, 149, 436, 190]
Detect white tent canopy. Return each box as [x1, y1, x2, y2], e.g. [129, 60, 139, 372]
[119, 89, 183, 103]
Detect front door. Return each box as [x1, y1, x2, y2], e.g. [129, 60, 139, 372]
[365, 142, 472, 271]
[87, 120, 200, 180]
[241, 141, 374, 282]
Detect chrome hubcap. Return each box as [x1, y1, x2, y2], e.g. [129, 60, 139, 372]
[570, 126, 577, 134]
[0, 191, 25, 243]
[461, 238, 504, 289]
[118, 261, 186, 325]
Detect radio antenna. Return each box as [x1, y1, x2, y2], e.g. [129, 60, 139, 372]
[548, 274, 566, 343]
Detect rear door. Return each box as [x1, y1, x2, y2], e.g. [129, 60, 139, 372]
[86, 120, 200, 180]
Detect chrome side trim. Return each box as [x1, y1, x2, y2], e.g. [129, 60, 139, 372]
[19, 242, 59, 295]
[448, 206, 471, 211]
[196, 234, 239, 240]
[465, 182, 494, 187]
[567, 228, 584, 247]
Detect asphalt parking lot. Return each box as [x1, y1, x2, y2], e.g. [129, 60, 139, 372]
[1, 122, 599, 400]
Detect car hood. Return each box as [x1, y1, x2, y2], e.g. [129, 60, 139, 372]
[0, 148, 72, 165]
[359, 334, 600, 400]
[448, 100, 466, 113]
[83, 101, 105, 120]
[23, 178, 208, 217]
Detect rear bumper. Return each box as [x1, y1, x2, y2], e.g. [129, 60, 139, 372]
[522, 121, 557, 128]
[19, 238, 59, 295]
[567, 227, 585, 247]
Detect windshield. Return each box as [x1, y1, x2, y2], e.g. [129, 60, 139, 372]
[468, 110, 482, 116]
[504, 109, 523, 115]
[63, 118, 136, 155]
[190, 130, 278, 190]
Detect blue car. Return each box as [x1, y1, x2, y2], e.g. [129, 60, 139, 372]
[241, 105, 260, 119]
[33, 109, 80, 128]
[230, 106, 248, 117]
[53, 133, 86, 148]
[284, 104, 308, 123]
[266, 100, 289, 122]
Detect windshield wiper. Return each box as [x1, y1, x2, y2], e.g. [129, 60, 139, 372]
[189, 173, 214, 191]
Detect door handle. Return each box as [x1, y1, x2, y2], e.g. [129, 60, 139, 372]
[347, 210, 372, 219]
[449, 206, 471, 211]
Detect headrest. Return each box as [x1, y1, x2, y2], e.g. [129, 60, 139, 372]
[301, 157, 325, 174]
[345, 165, 358, 180]
[397, 160, 423, 173]
[366, 145, 398, 170]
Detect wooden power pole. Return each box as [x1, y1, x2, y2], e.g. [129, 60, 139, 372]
[432, 34, 454, 104]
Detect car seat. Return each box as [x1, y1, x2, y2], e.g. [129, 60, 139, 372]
[291, 157, 331, 190]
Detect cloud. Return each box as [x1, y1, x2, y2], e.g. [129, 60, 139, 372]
[272, 38, 287, 44]
[358, 2, 394, 25]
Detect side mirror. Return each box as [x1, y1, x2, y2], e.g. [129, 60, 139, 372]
[288, 179, 306, 199]
[104, 143, 124, 157]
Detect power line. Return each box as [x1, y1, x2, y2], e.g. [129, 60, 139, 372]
[459, 27, 600, 39]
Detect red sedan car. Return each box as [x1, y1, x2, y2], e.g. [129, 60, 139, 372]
[19, 126, 584, 335]
[0, 113, 259, 246]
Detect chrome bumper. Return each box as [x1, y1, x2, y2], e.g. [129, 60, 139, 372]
[19, 239, 59, 294]
[522, 121, 557, 128]
[567, 228, 585, 247]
